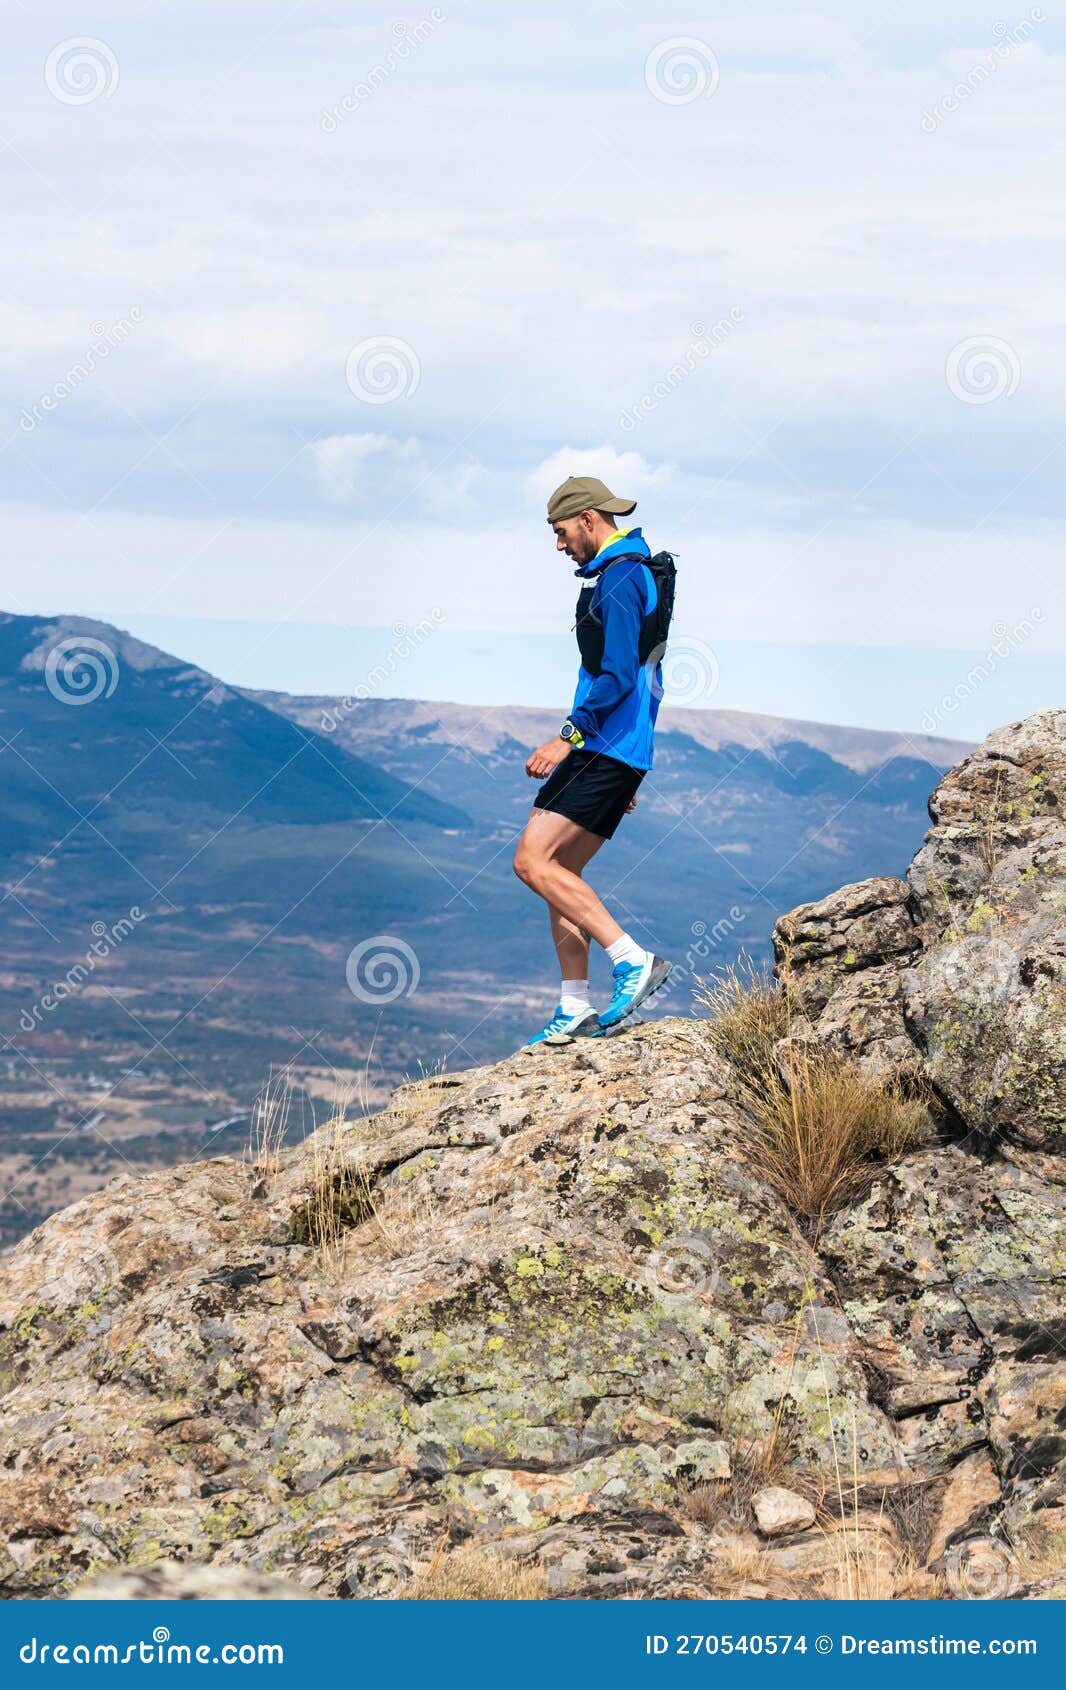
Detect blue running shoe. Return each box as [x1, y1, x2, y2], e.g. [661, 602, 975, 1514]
[525, 1004, 600, 1047]
[597, 954, 672, 1030]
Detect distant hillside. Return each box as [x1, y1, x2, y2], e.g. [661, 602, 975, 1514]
[0, 614, 470, 846]
[0, 611, 968, 1247]
[253, 690, 970, 884]
[254, 691, 969, 774]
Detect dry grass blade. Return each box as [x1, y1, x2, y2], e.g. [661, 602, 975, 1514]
[247, 1068, 296, 1183]
[407, 1544, 547, 1600]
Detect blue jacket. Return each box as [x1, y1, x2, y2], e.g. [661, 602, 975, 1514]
[568, 527, 661, 771]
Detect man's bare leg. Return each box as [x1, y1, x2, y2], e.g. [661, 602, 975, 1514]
[549, 828, 607, 980]
[512, 809, 623, 948]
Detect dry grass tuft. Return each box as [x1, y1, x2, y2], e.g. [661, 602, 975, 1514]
[248, 1069, 297, 1183]
[697, 965, 927, 1233]
[742, 1044, 928, 1233]
[407, 1544, 547, 1600]
[291, 1121, 377, 1255]
[677, 1365, 810, 1553]
[697, 963, 793, 1104]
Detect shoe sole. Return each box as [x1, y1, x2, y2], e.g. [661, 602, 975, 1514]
[537, 1009, 600, 1047]
[598, 956, 672, 1030]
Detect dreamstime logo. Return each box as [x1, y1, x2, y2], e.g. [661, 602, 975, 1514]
[319, 611, 444, 730]
[620, 312, 743, 431]
[19, 309, 143, 433]
[946, 336, 1021, 404]
[17, 908, 146, 1034]
[44, 636, 119, 706]
[19, 1627, 284, 1665]
[919, 608, 1043, 733]
[345, 336, 421, 404]
[42, 1239, 120, 1305]
[345, 936, 420, 1003]
[944, 1535, 1021, 1599]
[653, 911, 747, 1012]
[345, 1543, 409, 1596]
[921, 10, 1044, 131]
[648, 635, 720, 704]
[320, 10, 447, 132]
[937, 937, 1017, 1003]
[45, 37, 120, 105]
[644, 37, 720, 105]
[647, 1234, 719, 1296]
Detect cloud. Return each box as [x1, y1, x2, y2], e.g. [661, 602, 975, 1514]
[312, 433, 420, 503]
[310, 432, 481, 517]
[524, 446, 675, 513]
[4, 0, 1066, 683]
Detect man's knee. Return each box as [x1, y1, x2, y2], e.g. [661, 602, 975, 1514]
[513, 844, 546, 889]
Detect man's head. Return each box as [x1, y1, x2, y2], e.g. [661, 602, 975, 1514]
[546, 474, 636, 565]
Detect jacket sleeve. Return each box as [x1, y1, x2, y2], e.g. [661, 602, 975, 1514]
[569, 562, 646, 738]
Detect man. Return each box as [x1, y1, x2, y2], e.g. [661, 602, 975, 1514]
[513, 473, 673, 1045]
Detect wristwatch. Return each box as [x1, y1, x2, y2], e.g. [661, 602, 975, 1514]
[559, 719, 585, 747]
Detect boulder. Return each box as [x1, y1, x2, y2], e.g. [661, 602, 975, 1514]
[752, 1486, 816, 1537]
[774, 710, 1066, 1152]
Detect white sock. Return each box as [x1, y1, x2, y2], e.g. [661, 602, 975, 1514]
[560, 978, 593, 1015]
[607, 934, 648, 968]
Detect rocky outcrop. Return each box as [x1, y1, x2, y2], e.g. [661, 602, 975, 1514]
[775, 709, 1066, 1153]
[1, 714, 1064, 1601]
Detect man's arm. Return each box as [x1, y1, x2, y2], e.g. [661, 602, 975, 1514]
[569, 562, 645, 740]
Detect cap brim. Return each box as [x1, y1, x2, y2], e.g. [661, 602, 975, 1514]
[546, 493, 638, 523]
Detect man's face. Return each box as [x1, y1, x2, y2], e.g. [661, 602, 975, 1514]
[552, 513, 597, 564]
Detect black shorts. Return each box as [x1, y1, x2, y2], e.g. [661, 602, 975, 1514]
[533, 748, 645, 840]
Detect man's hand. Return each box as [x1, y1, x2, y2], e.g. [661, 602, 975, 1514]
[625, 794, 638, 813]
[525, 736, 572, 779]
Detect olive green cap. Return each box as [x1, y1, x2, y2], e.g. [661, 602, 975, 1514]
[546, 474, 637, 524]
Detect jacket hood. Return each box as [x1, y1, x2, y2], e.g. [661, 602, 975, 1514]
[575, 526, 651, 579]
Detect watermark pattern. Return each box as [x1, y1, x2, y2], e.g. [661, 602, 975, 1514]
[647, 1233, 720, 1296]
[44, 635, 120, 706]
[345, 1542, 409, 1596]
[319, 612, 445, 731]
[651, 911, 747, 1014]
[921, 11, 1044, 131]
[946, 335, 1021, 404]
[19, 309, 143, 433]
[937, 936, 1018, 1003]
[345, 935, 420, 1003]
[17, 910, 146, 1033]
[345, 336, 421, 404]
[645, 37, 720, 105]
[45, 38, 120, 105]
[320, 11, 447, 132]
[648, 635, 720, 704]
[919, 608, 1043, 733]
[620, 312, 743, 431]
[38, 1238, 120, 1305]
[944, 1534, 1022, 1599]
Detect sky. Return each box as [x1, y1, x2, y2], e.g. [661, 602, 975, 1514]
[2, 0, 1064, 739]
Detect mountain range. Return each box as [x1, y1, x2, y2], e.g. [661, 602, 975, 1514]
[0, 610, 969, 1245]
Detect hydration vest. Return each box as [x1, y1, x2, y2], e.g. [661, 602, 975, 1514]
[574, 551, 677, 677]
